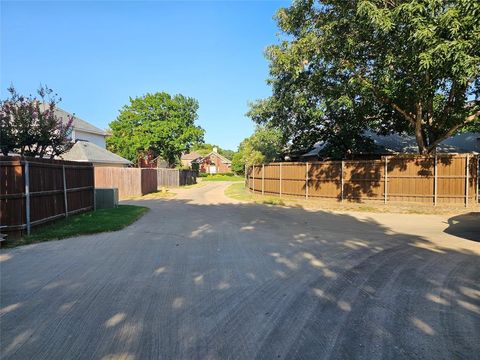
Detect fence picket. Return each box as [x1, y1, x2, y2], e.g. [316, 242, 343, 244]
[245, 155, 478, 205]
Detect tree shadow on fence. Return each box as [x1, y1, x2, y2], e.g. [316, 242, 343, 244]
[249, 155, 477, 204]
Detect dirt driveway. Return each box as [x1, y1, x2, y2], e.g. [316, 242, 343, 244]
[1, 182, 479, 359]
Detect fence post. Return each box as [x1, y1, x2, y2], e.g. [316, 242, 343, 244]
[341, 160, 344, 202]
[305, 162, 309, 199]
[465, 154, 469, 207]
[244, 164, 247, 188]
[262, 164, 265, 195]
[24, 160, 31, 235]
[252, 165, 255, 193]
[433, 155, 437, 206]
[477, 156, 479, 205]
[384, 156, 388, 204]
[63, 165, 68, 217]
[279, 163, 282, 197]
[92, 165, 96, 210]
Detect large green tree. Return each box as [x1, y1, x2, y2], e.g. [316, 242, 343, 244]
[249, 0, 480, 155]
[107, 92, 204, 166]
[231, 126, 284, 174]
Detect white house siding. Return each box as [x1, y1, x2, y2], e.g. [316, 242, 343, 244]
[73, 130, 106, 148]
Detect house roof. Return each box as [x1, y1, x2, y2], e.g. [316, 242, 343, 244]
[301, 131, 480, 158]
[195, 151, 232, 164]
[42, 104, 107, 136]
[181, 151, 202, 161]
[61, 140, 132, 165]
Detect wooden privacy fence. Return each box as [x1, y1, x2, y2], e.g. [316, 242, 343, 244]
[157, 169, 197, 187]
[247, 154, 479, 206]
[0, 156, 94, 235]
[94, 167, 157, 199]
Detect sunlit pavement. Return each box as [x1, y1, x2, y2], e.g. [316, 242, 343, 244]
[1, 182, 479, 359]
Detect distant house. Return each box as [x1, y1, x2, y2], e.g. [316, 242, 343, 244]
[301, 131, 480, 161]
[193, 147, 232, 174]
[138, 150, 168, 168]
[53, 107, 132, 167]
[181, 151, 202, 168]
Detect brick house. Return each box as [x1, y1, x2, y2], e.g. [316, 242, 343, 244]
[194, 148, 232, 174]
[138, 150, 168, 168]
[181, 151, 202, 168]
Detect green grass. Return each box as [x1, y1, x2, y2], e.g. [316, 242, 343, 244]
[201, 174, 244, 182]
[4, 205, 149, 248]
[224, 183, 470, 215]
[225, 183, 285, 206]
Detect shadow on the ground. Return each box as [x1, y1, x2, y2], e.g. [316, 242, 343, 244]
[1, 199, 479, 359]
[444, 212, 480, 242]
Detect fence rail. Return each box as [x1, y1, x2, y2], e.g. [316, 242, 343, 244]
[0, 156, 94, 235]
[247, 155, 479, 206]
[157, 169, 196, 187]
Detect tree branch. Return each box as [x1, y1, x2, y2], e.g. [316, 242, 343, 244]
[345, 64, 416, 125]
[427, 109, 480, 152]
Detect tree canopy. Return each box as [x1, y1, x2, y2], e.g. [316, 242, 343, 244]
[107, 92, 204, 166]
[231, 126, 284, 174]
[0, 86, 73, 157]
[249, 0, 480, 155]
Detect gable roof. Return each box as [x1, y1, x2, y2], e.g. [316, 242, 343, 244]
[199, 151, 232, 164]
[181, 151, 202, 161]
[42, 104, 107, 136]
[61, 140, 132, 165]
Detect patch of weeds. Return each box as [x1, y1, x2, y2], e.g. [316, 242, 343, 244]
[262, 198, 285, 206]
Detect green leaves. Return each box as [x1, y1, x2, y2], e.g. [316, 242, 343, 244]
[107, 92, 204, 166]
[249, 0, 480, 155]
[231, 126, 284, 173]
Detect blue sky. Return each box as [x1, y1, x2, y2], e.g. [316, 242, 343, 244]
[1, 0, 288, 150]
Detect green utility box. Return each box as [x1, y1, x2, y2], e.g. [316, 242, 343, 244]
[95, 188, 119, 209]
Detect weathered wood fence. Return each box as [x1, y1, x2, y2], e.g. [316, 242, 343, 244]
[247, 155, 479, 206]
[0, 156, 94, 235]
[157, 169, 196, 187]
[94, 167, 157, 199]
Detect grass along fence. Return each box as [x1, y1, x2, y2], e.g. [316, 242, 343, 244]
[247, 154, 479, 206]
[0, 156, 94, 236]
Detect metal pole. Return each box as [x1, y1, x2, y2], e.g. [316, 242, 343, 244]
[24, 161, 31, 235]
[465, 154, 469, 207]
[244, 164, 247, 189]
[63, 165, 68, 217]
[477, 156, 479, 205]
[384, 157, 388, 204]
[262, 164, 265, 195]
[279, 163, 282, 197]
[252, 165, 255, 193]
[341, 160, 344, 202]
[433, 155, 437, 206]
[92, 164, 96, 210]
[305, 162, 309, 199]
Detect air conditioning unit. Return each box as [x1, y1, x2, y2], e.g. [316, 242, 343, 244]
[95, 188, 119, 209]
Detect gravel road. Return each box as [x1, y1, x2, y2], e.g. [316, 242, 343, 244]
[1, 181, 479, 359]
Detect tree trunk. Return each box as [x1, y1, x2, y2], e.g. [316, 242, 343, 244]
[414, 102, 427, 154]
